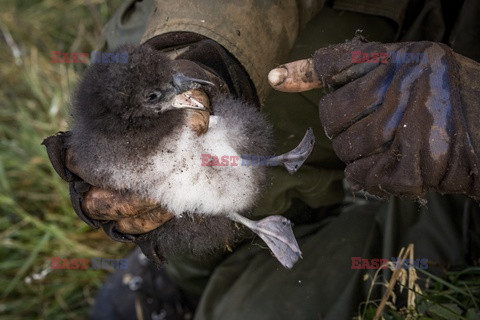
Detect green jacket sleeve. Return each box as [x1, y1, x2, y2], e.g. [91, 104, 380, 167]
[140, 0, 326, 103]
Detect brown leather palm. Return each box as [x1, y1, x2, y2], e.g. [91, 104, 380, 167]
[312, 37, 480, 199]
[43, 132, 174, 236]
[81, 187, 173, 234]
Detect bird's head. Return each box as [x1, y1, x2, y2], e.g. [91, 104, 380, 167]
[72, 44, 214, 134]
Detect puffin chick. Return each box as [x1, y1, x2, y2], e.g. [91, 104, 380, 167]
[69, 44, 314, 269]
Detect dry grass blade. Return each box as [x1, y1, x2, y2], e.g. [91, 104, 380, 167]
[373, 244, 416, 320]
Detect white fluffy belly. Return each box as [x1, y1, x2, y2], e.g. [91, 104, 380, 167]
[107, 121, 262, 216]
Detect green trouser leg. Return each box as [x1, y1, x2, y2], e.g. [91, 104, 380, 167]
[193, 192, 471, 320]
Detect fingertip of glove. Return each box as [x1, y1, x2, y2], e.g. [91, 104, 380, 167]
[42, 131, 75, 182]
[69, 182, 102, 229]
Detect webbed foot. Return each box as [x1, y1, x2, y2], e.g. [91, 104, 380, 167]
[228, 212, 302, 269]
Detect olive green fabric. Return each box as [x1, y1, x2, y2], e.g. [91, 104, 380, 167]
[400, 0, 446, 42]
[252, 6, 397, 217]
[333, 0, 409, 37]
[193, 192, 472, 320]
[449, 0, 480, 61]
[194, 203, 381, 320]
[97, 0, 154, 51]
[140, 0, 323, 104]
[95, 1, 479, 319]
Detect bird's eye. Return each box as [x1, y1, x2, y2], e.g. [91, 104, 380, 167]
[144, 90, 162, 104]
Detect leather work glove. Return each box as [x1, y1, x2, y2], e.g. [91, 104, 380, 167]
[269, 36, 480, 200]
[42, 131, 174, 241]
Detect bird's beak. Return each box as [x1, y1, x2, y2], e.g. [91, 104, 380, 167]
[172, 73, 214, 92]
[172, 90, 211, 112]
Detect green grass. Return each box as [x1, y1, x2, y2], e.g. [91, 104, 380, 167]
[357, 266, 480, 320]
[0, 1, 132, 318]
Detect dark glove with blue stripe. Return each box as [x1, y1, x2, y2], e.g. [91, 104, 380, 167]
[269, 36, 480, 200]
